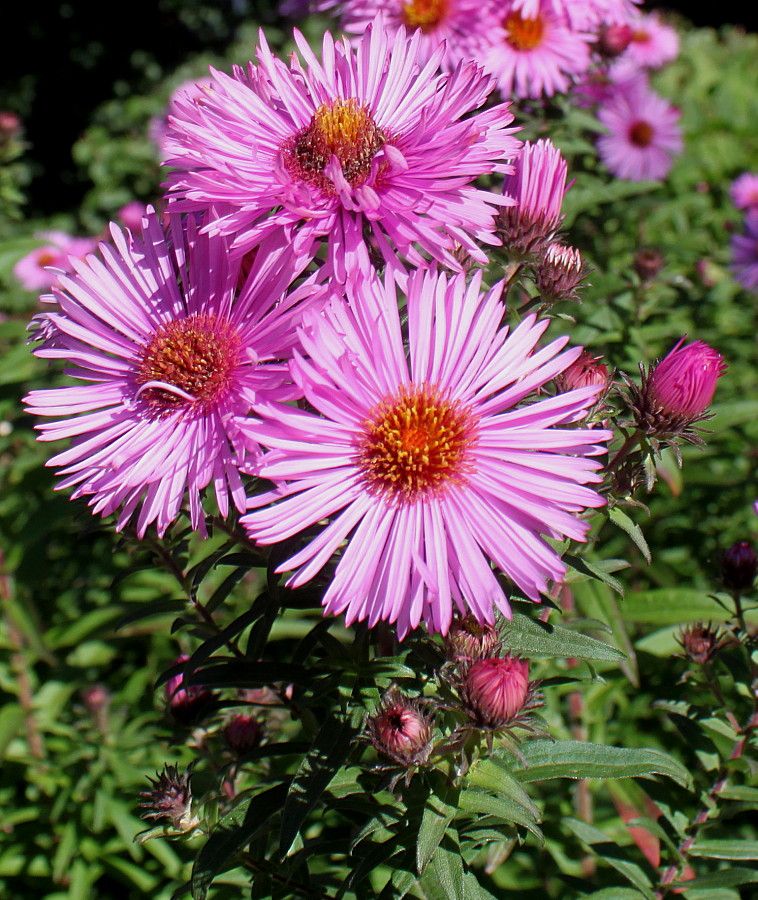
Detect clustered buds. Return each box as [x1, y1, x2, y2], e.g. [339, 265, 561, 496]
[534, 242, 587, 304]
[139, 764, 199, 833]
[365, 690, 434, 771]
[721, 541, 757, 593]
[626, 338, 726, 441]
[165, 654, 214, 725]
[677, 621, 726, 666]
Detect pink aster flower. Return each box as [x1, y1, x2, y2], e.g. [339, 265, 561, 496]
[730, 173, 758, 211]
[730, 208, 758, 293]
[241, 266, 612, 638]
[335, 0, 500, 71]
[622, 11, 679, 70]
[484, 0, 594, 100]
[13, 231, 98, 292]
[164, 23, 520, 279]
[24, 210, 315, 538]
[596, 79, 682, 182]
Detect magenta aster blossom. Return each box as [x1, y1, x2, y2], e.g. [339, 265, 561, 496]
[513, 0, 640, 31]
[24, 211, 315, 538]
[241, 266, 611, 638]
[596, 79, 682, 182]
[484, 0, 594, 100]
[731, 209, 758, 292]
[623, 11, 679, 70]
[335, 0, 500, 72]
[730, 173, 758, 211]
[164, 23, 520, 279]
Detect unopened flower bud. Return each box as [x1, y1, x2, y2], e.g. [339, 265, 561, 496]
[81, 684, 110, 712]
[445, 615, 500, 664]
[365, 690, 433, 768]
[462, 655, 530, 729]
[596, 23, 634, 57]
[224, 714, 262, 755]
[139, 764, 199, 832]
[647, 339, 726, 420]
[534, 242, 587, 303]
[165, 654, 214, 725]
[634, 247, 665, 282]
[0, 110, 21, 143]
[677, 621, 724, 665]
[554, 350, 611, 393]
[722, 541, 757, 593]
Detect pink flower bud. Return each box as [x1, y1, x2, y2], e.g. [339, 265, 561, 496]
[445, 615, 501, 664]
[224, 714, 262, 755]
[596, 23, 634, 57]
[463, 655, 530, 729]
[555, 351, 610, 392]
[365, 691, 433, 767]
[647, 339, 726, 419]
[534, 242, 586, 303]
[165, 654, 213, 724]
[722, 541, 757, 593]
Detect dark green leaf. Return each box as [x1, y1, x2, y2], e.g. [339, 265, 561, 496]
[502, 612, 624, 661]
[417, 779, 460, 875]
[689, 841, 758, 860]
[608, 507, 652, 564]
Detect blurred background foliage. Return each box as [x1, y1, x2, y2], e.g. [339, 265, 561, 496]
[0, 2, 757, 898]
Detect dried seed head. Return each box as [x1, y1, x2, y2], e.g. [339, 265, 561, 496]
[139, 764, 199, 832]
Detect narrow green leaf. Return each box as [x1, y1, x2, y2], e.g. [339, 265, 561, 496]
[564, 818, 655, 900]
[608, 507, 652, 564]
[279, 712, 358, 858]
[563, 554, 625, 596]
[510, 740, 692, 788]
[578, 890, 647, 900]
[458, 790, 543, 842]
[679, 867, 758, 890]
[689, 840, 758, 861]
[191, 783, 288, 900]
[186, 660, 311, 690]
[718, 785, 758, 803]
[467, 757, 541, 821]
[416, 779, 460, 875]
[0, 703, 25, 758]
[501, 612, 624, 661]
[420, 832, 465, 900]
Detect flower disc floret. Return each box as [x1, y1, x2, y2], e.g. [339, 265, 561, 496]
[402, 0, 449, 31]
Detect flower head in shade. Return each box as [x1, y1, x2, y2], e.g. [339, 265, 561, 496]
[364, 689, 434, 769]
[484, 0, 594, 100]
[622, 11, 679, 70]
[496, 138, 569, 258]
[335, 0, 500, 71]
[730, 173, 758, 211]
[730, 208, 758, 293]
[241, 266, 612, 638]
[165, 23, 520, 280]
[596, 79, 682, 182]
[13, 231, 99, 292]
[139, 764, 199, 833]
[24, 210, 314, 538]
[626, 337, 726, 443]
[165, 654, 215, 725]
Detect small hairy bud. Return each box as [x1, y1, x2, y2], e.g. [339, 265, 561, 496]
[139, 764, 199, 832]
[677, 621, 724, 666]
[461, 655, 531, 729]
[445, 615, 501, 664]
[165, 654, 214, 725]
[721, 541, 757, 593]
[224, 714, 262, 755]
[365, 690, 433, 768]
[534, 242, 587, 304]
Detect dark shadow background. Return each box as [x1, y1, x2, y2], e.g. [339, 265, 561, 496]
[2, 0, 755, 219]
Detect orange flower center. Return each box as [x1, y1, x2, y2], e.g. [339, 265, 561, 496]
[629, 120, 654, 147]
[284, 98, 386, 195]
[631, 28, 651, 44]
[136, 314, 241, 416]
[504, 11, 546, 51]
[356, 384, 478, 502]
[401, 0, 448, 31]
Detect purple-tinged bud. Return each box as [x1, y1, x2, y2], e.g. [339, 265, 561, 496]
[165, 654, 214, 725]
[595, 23, 634, 57]
[554, 351, 611, 393]
[534, 242, 587, 303]
[365, 690, 433, 768]
[445, 615, 500, 664]
[634, 247, 665, 282]
[722, 541, 757, 593]
[676, 621, 725, 665]
[224, 714, 262, 755]
[0, 110, 21, 143]
[139, 764, 199, 832]
[462, 655, 530, 729]
[81, 684, 110, 713]
[647, 339, 726, 420]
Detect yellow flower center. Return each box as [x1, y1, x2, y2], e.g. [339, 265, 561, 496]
[356, 384, 478, 502]
[504, 11, 546, 50]
[401, 0, 448, 32]
[284, 98, 387, 195]
[136, 314, 240, 416]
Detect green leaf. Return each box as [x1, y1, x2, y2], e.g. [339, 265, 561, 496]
[279, 711, 358, 858]
[578, 890, 648, 900]
[501, 612, 624, 662]
[416, 778, 460, 875]
[679, 867, 758, 890]
[718, 785, 758, 803]
[509, 740, 692, 788]
[191, 783, 288, 900]
[563, 554, 625, 596]
[420, 832, 466, 900]
[0, 703, 25, 758]
[620, 590, 758, 626]
[467, 758, 541, 822]
[689, 841, 758, 861]
[608, 507, 652, 564]
[564, 818, 655, 900]
[457, 790, 543, 842]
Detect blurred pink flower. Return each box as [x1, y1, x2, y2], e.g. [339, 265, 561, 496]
[13, 231, 98, 292]
[117, 201, 149, 232]
[730, 208, 758, 292]
[623, 11, 679, 69]
[730, 172, 758, 211]
[596, 79, 682, 182]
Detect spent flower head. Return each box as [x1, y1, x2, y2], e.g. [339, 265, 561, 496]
[676, 622, 727, 666]
[139, 764, 199, 833]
